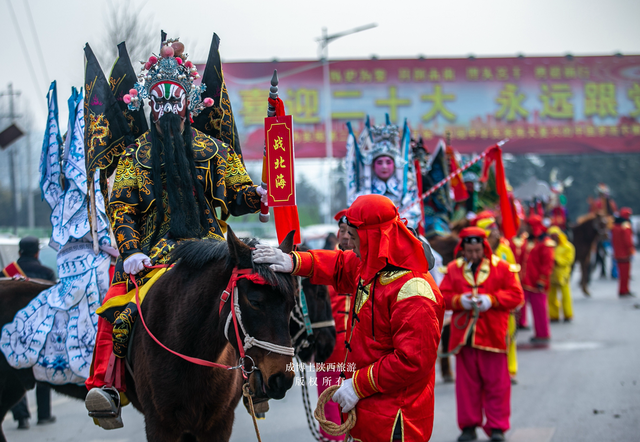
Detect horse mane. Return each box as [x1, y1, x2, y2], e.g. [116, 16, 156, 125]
[169, 237, 294, 295]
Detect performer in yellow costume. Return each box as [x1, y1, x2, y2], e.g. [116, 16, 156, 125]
[546, 226, 575, 322]
[476, 216, 520, 384]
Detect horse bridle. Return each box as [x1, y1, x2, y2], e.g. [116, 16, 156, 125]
[133, 265, 294, 379]
[220, 267, 296, 359]
[290, 278, 335, 354]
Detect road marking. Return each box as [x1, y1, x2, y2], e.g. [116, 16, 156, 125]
[550, 341, 603, 351]
[509, 427, 555, 442]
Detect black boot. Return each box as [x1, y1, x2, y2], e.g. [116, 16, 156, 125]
[17, 418, 29, 430]
[490, 429, 506, 441]
[457, 427, 477, 441]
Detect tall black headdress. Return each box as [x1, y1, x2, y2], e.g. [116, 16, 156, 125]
[109, 42, 148, 147]
[83, 43, 131, 250]
[191, 33, 243, 159]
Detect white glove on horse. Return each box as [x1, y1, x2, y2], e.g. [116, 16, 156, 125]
[252, 244, 293, 273]
[460, 294, 475, 310]
[476, 295, 493, 312]
[256, 185, 268, 206]
[332, 378, 359, 412]
[123, 253, 151, 275]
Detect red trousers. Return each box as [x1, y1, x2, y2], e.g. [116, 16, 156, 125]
[85, 283, 128, 391]
[523, 290, 551, 339]
[617, 261, 631, 295]
[455, 346, 510, 435]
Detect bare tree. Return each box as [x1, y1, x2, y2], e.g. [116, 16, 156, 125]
[99, 1, 157, 70]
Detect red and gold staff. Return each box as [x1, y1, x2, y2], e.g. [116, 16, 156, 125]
[253, 194, 444, 442]
[439, 227, 523, 442]
[612, 207, 635, 297]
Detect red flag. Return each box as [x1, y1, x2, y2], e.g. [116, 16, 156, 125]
[446, 145, 469, 202]
[266, 97, 301, 244]
[481, 146, 517, 239]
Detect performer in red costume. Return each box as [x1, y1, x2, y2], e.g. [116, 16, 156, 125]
[254, 194, 444, 442]
[612, 207, 635, 297]
[439, 227, 524, 442]
[520, 216, 555, 342]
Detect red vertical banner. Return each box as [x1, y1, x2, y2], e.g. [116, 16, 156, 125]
[265, 115, 296, 207]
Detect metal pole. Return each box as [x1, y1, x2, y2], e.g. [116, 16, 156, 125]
[26, 131, 34, 228]
[321, 28, 334, 223]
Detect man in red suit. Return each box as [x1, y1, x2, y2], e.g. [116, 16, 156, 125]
[612, 207, 635, 297]
[521, 215, 555, 342]
[254, 194, 444, 442]
[440, 227, 524, 442]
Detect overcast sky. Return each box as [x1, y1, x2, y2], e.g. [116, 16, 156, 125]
[1, 0, 639, 127]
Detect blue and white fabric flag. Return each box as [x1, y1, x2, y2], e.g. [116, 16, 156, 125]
[1, 84, 114, 385]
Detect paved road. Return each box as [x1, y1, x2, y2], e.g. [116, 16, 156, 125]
[3, 259, 639, 442]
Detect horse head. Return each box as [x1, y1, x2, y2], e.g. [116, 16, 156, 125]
[226, 228, 296, 400]
[291, 278, 336, 363]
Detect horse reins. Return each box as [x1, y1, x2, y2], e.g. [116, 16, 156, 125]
[131, 265, 294, 379]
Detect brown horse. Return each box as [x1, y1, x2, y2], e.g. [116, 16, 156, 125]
[0, 279, 88, 442]
[123, 229, 297, 441]
[571, 213, 607, 296]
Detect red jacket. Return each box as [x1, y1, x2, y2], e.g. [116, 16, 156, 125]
[612, 221, 635, 261]
[521, 236, 555, 293]
[440, 256, 524, 353]
[325, 286, 351, 365]
[510, 233, 530, 281]
[292, 249, 444, 442]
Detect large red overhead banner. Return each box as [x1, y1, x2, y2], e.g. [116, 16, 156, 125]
[207, 55, 640, 159]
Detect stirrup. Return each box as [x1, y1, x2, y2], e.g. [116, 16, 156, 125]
[86, 387, 124, 429]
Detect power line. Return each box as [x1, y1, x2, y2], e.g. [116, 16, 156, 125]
[23, 0, 50, 85]
[5, 0, 46, 110]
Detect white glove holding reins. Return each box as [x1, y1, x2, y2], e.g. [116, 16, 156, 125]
[256, 186, 268, 206]
[123, 253, 152, 275]
[332, 378, 359, 412]
[252, 244, 293, 273]
[476, 295, 493, 312]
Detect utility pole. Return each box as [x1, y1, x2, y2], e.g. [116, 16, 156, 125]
[316, 23, 377, 223]
[0, 83, 23, 235]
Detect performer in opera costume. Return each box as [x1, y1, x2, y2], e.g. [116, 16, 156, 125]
[439, 227, 524, 442]
[612, 207, 635, 297]
[346, 116, 422, 229]
[519, 215, 555, 343]
[474, 213, 521, 384]
[83, 36, 267, 429]
[1, 84, 115, 385]
[546, 226, 575, 322]
[254, 194, 444, 442]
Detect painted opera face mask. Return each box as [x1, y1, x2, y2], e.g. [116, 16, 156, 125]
[373, 155, 396, 181]
[150, 82, 188, 124]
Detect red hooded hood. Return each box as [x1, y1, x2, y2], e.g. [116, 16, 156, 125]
[346, 195, 427, 285]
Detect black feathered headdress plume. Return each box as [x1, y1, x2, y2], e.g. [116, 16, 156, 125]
[191, 33, 244, 159]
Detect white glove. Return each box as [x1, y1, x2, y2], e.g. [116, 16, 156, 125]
[123, 253, 152, 275]
[256, 185, 268, 206]
[252, 244, 293, 273]
[332, 378, 359, 412]
[477, 295, 493, 312]
[460, 294, 475, 310]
